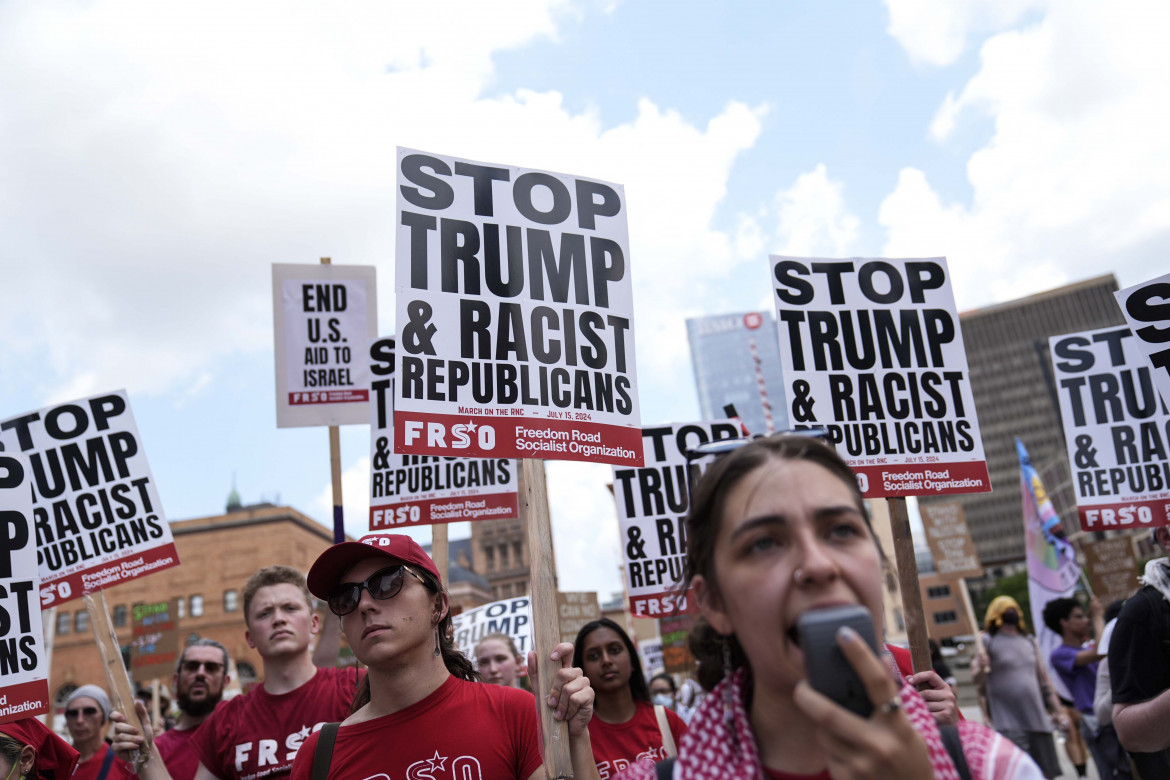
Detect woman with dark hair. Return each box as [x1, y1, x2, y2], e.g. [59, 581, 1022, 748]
[617, 433, 1041, 780]
[573, 618, 687, 775]
[283, 533, 600, 780]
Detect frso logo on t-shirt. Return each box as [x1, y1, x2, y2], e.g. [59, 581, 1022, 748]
[235, 723, 327, 780]
[359, 751, 485, 780]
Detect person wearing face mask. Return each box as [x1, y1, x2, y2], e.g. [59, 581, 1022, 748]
[972, 596, 1067, 778]
[573, 619, 687, 776]
[648, 674, 678, 711]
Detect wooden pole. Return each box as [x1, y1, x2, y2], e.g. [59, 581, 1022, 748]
[957, 578, 985, 657]
[432, 524, 450, 586]
[518, 459, 573, 779]
[151, 679, 161, 732]
[84, 590, 146, 764]
[319, 257, 346, 544]
[886, 497, 931, 675]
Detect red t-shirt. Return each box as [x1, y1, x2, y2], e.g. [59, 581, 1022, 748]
[290, 676, 542, 780]
[156, 725, 201, 780]
[73, 744, 136, 780]
[588, 701, 687, 779]
[191, 666, 360, 780]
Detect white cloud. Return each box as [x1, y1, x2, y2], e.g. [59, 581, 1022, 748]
[0, 1, 763, 420]
[883, 0, 1042, 66]
[882, 2, 1170, 308]
[773, 164, 861, 258]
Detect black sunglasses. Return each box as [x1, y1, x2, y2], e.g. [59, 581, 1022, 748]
[181, 660, 224, 675]
[327, 565, 427, 616]
[682, 427, 834, 510]
[66, 706, 100, 719]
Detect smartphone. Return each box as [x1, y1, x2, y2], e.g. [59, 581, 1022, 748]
[797, 604, 881, 717]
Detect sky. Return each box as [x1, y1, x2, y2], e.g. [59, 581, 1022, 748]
[2, 0, 1168, 602]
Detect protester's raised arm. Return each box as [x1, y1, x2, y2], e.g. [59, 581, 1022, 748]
[109, 703, 171, 780]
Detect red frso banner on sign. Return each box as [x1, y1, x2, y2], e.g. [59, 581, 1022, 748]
[46, 544, 180, 607]
[371, 492, 520, 528]
[393, 148, 642, 467]
[290, 389, 369, 406]
[852, 460, 992, 498]
[393, 411, 643, 466]
[0, 680, 51, 725]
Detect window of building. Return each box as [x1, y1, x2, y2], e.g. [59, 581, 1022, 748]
[190, 595, 204, 617]
[74, 610, 89, 633]
[53, 684, 79, 708]
[224, 590, 239, 612]
[56, 612, 70, 636]
[933, 610, 958, 625]
[485, 546, 495, 572]
[112, 604, 127, 627]
[236, 661, 258, 684]
[926, 585, 952, 599]
[177, 597, 186, 619]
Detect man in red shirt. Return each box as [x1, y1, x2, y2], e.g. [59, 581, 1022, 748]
[154, 639, 231, 780]
[113, 565, 360, 780]
[64, 685, 136, 780]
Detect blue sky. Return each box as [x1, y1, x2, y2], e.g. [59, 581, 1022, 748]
[2, 0, 1168, 600]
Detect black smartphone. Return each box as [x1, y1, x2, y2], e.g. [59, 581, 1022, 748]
[797, 604, 881, 717]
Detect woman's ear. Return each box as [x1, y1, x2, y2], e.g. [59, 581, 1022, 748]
[694, 574, 733, 636]
[433, 591, 449, 625]
[19, 744, 36, 776]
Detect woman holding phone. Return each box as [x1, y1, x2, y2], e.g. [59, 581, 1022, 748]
[618, 434, 1040, 780]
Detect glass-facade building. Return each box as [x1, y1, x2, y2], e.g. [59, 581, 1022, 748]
[686, 311, 788, 435]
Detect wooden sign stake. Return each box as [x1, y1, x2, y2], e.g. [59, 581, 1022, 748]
[518, 458, 572, 779]
[84, 590, 146, 764]
[320, 257, 346, 544]
[957, 578, 985, 658]
[432, 524, 450, 586]
[151, 679, 161, 732]
[886, 497, 930, 676]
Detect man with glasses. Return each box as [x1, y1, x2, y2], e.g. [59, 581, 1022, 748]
[65, 685, 135, 780]
[154, 639, 231, 780]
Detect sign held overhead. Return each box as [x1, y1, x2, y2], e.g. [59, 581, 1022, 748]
[393, 148, 643, 466]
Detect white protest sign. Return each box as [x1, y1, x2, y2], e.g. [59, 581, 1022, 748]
[0, 451, 49, 723]
[451, 596, 532, 660]
[612, 421, 742, 618]
[368, 336, 519, 529]
[0, 391, 179, 607]
[272, 263, 378, 428]
[393, 148, 642, 466]
[1050, 325, 1170, 531]
[1115, 273, 1170, 406]
[638, 637, 664, 678]
[771, 257, 990, 497]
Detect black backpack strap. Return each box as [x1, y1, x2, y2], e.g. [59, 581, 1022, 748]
[311, 723, 340, 780]
[95, 745, 117, 780]
[939, 724, 971, 780]
[655, 757, 675, 780]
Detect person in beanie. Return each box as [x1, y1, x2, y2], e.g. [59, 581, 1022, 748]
[287, 533, 601, 780]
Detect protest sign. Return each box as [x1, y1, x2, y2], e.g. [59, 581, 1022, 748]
[0, 391, 179, 607]
[613, 421, 742, 617]
[659, 613, 695, 674]
[1082, 537, 1141, 607]
[1115, 272, 1170, 406]
[393, 148, 642, 466]
[368, 336, 519, 529]
[771, 257, 990, 498]
[272, 263, 378, 428]
[556, 591, 600, 645]
[451, 596, 531, 659]
[0, 451, 49, 723]
[638, 637, 664, 678]
[919, 501, 982, 578]
[1050, 325, 1170, 531]
[129, 599, 180, 683]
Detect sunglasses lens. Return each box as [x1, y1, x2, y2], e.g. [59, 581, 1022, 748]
[328, 585, 361, 616]
[369, 567, 404, 600]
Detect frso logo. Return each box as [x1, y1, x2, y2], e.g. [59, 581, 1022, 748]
[404, 420, 496, 451]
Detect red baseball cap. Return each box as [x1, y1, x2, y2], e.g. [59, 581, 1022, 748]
[307, 533, 441, 598]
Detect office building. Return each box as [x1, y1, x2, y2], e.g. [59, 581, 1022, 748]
[686, 311, 788, 434]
